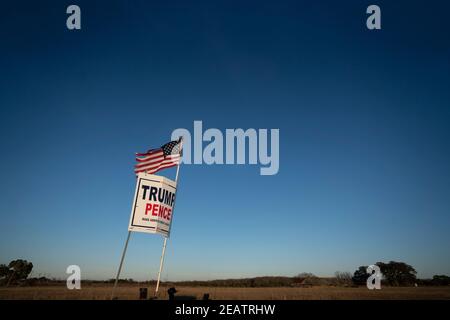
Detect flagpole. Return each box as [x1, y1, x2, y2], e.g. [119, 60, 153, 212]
[111, 231, 132, 300]
[154, 137, 183, 298]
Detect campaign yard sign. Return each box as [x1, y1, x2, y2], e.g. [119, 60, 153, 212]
[128, 173, 177, 237]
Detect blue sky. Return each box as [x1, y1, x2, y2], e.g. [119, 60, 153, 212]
[0, 0, 449, 280]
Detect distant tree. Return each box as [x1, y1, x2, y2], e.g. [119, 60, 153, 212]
[0, 265, 9, 276]
[294, 273, 322, 286]
[376, 261, 416, 286]
[335, 271, 353, 286]
[0, 264, 10, 282]
[352, 266, 369, 285]
[432, 275, 450, 286]
[7, 260, 33, 284]
[296, 273, 316, 278]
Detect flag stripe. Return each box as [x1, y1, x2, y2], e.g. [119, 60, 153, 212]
[134, 155, 180, 170]
[135, 157, 180, 170]
[135, 154, 170, 168]
[135, 150, 164, 162]
[135, 162, 178, 174]
[135, 157, 164, 168]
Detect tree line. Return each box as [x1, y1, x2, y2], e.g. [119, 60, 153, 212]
[1, 259, 450, 287]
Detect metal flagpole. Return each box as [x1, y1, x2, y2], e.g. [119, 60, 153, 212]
[154, 137, 183, 298]
[111, 231, 132, 300]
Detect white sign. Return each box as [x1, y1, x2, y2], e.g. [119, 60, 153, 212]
[128, 173, 177, 237]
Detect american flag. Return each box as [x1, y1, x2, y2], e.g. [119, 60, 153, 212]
[134, 138, 182, 175]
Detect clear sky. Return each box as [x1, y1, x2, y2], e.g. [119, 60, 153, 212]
[0, 0, 449, 281]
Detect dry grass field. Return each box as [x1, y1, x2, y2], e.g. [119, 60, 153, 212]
[0, 284, 449, 300]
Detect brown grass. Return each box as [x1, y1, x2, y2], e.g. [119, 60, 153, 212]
[1, 284, 449, 300]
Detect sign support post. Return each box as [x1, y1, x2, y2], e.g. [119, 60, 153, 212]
[154, 137, 182, 298]
[111, 231, 132, 299]
[154, 237, 168, 296]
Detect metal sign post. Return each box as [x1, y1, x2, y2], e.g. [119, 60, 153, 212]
[111, 231, 132, 299]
